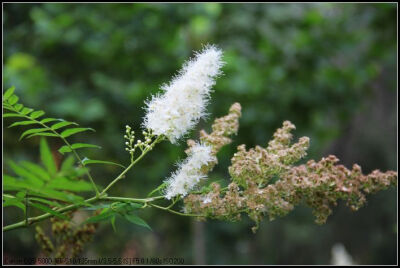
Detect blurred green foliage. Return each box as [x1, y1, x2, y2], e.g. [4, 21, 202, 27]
[3, 3, 397, 264]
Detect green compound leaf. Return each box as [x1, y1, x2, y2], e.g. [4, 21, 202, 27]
[61, 127, 95, 138]
[58, 143, 102, 155]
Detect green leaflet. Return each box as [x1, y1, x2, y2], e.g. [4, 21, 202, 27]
[40, 138, 57, 175]
[82, 158, 125, 169]
[3, 194, 26, 213]
[26, 132, 58, 139]
[19, 128, 50, 140]
[51, 121, 78, 130]
[14, 103, 23, 111]
[40, 118, 59, 124]
[3, 86, 15, 100]
[84, 209, 115, 224]
[29, 110, 45, 119]
[8, 95, 19, 105]
[8, 161, 44, 187]
[58, 143, 102, 155]
[29, 202, 69, 220]
[46, 177, 95, 192]
[3, 113, 26, 118]
[28, 197, 62, 208]
[61, 127, 95, 138]
[122, 214, 152, 231]
[20, 161, 51, 181]
[8, 120, 38, 128]
[110, 216, 117, 233]
[21, 107, 34, 115]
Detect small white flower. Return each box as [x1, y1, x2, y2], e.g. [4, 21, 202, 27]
[143, 45, 224, 144]
[202, 196, 212, 204]
[164, 143, 215, 199]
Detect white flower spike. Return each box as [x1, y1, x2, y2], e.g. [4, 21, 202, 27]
[143, 45, 224, 144]
[164, 143, 215, 199]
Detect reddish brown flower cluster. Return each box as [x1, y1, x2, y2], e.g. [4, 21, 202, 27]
[184, 112, 397, 232]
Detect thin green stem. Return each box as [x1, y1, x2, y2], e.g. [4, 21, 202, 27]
[101, 135, 164, 194]
[148, 203, 205, 217]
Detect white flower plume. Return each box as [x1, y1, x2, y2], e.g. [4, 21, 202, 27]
[143, 45, 224, 144]
[164, 143, 215, 199]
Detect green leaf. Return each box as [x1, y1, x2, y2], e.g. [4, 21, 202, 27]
[40, 138, 57, 175]
[3, 113, 26, 118]
[20, 161, 51, 181]
[3, 86, 15, 100]
[29, 202, 69, 220]
[21, 107, 34, 115]
[8, 95, 19, 105]
[46, 177, 94, 192]
[84, 209, 115, 224]
[26, 132, 58, 139]
[58, 143, 102, 154]
[82, 158, 125, 169]
[28, 188, 83, 203]
[51, 121, 78, 130]
[8, 120, 38, 128]
[122, 214, 152, 230]
[60, 155, 75, 172]
[8, 161, 44, 187]
[40, 118, 59, 124]
[3, 195, 26, 213]
[14, 103, 23, 111]
[28, 197, 62, 208]
[61, 127, 95, 138]
[3, 175, 32, 191]
[111, 216, 117, 233]
[30, 110, 45, 119]
[20, 128, 50, 140]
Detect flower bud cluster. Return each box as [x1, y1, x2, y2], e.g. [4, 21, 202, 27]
[124, 125, 155, 157]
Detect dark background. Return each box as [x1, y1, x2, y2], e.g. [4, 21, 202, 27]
[3, 3, 397, 265]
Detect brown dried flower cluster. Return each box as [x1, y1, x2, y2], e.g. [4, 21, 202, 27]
[183, 106, 397, 232]
[35, 211, 98, 259]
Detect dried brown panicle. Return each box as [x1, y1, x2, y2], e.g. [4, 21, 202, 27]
[184, 108, 397, 232]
